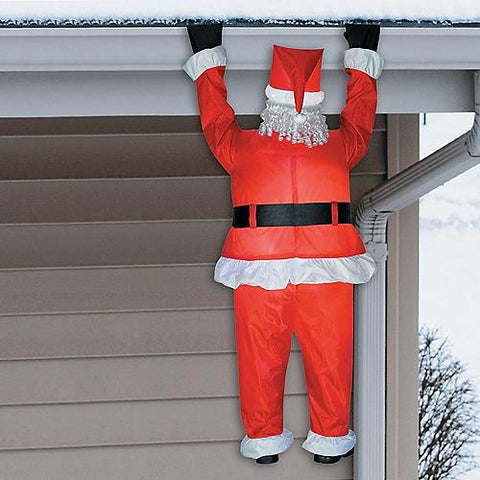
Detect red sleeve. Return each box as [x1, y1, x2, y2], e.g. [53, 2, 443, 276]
[340, 68, 378, 170]
[339, 48, 383, 170]
[194, 65, 240, 175]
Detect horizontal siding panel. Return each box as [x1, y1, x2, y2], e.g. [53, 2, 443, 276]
[0, 166, 385, 227]
[0, 220, 229, 269]
[0, 440, 352, 480]
[0, 115, 264, 137]
[0, 309, 303, 360]
[0, 115, 205, 136]
[0, 309, 236, 359]
[0, 130, 385, 180]
[0, 351, 307, 405]
[0, 265, 231, 315]
[0, 175, 385, 226]
[0, 395, 356, 450]
[0, 113, 384, 136]
[0, 133, 227, 180]
[0, 177, 232, 224]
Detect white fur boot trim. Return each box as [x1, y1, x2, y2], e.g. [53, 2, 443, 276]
[240, 427, 294, 459]
[301, 428, 356, 456]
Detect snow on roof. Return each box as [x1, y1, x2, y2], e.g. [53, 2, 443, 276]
[1, 0, 480, 25]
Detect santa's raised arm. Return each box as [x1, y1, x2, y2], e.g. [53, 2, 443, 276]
[182, 24, 240, 175]
[340, 24, 384, 170]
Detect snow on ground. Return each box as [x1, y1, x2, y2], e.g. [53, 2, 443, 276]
[0, 0, 479, 22]
[419, 112, 480, 478]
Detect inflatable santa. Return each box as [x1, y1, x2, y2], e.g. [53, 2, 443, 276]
[183, 23, 383, 465]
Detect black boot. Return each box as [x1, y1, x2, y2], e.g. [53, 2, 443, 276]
[313, 447, 354, 464]
[256, 454, 279, 464]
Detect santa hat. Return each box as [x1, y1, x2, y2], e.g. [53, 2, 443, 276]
[259, 45, 329, 147]
[268, 45, 325, 114]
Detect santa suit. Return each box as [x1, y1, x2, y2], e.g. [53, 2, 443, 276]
[183, 43, 383, 460]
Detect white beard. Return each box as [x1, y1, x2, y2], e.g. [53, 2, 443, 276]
[258, 101, 330, 148]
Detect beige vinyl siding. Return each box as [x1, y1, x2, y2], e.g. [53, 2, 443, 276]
[0, 114, 387, 479]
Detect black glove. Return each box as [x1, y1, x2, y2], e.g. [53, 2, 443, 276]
[186, 23, 223, 54]
[343, 23, 380, 52]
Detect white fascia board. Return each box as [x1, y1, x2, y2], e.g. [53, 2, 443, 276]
[0, 27, 479, 72]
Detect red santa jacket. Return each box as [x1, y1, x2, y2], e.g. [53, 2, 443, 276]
[183, 46, 384, 288]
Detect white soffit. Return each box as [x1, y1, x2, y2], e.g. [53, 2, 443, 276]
[0, 27, 478, 116]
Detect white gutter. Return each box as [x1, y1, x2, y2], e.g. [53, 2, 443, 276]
[0, 27, 477, 117]
[353, 70, 480, 480]
[0, 27, 478, 72]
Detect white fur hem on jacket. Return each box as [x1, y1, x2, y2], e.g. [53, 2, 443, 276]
[182, 45, 227, 81]
[302, 428, 357, 456]
[240, 428, 294, 459]
[344, 47, 384, 79]
[214, 252, 377, 290]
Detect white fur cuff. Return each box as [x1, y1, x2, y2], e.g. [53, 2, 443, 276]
[302, 428, 357, 456]
[182, 45, 227, 81]
[240, 428, 294, 459]
[344, 48, 384, 80]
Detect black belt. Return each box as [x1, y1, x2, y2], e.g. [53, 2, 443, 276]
[232, 202, 351, 228]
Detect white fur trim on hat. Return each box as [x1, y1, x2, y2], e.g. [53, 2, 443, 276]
[302, 428, 357, 456]
[265, 84, 325, 107]
[182, 45, 227, 81]
[344, 48, 384, 80]
[240, 428, 294, 459]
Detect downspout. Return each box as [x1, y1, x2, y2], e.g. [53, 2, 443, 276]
[353, 70, 480, 480]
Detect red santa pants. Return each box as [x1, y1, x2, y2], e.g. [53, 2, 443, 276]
[233, 281, 354, 441]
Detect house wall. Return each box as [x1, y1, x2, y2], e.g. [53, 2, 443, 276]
[0, 113, 388, 479]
